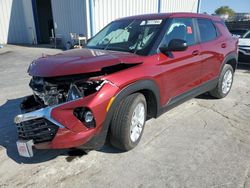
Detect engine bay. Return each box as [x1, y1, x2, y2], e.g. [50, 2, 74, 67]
[29, 75, 104, 106]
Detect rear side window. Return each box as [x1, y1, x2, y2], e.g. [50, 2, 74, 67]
[197, 19, 217, 43]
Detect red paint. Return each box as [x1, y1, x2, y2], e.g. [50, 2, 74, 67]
[28, 49, 141, 77]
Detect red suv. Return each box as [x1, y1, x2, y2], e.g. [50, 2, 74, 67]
[14, 13, 238, 157]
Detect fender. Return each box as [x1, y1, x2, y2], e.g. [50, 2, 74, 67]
[113, 79, 161, 113]
[79, 79, 161, 150]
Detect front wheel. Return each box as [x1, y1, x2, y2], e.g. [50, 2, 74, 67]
[110, 93, 147, 151]
[209, 64, 234, 99]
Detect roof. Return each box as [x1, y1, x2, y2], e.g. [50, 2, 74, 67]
[117, 12, 222, 22]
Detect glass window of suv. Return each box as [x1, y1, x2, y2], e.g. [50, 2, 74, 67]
[87, 19, 165, 56]
[244, 32, 250, 38]
[197, 19, 217, 43]
[161, 18, 196, 47]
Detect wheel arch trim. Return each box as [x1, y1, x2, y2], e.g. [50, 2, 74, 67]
[113, 79, 161, 114]
[221, 52, 238, 73]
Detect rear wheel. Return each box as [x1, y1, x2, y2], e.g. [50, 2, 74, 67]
[110, 93, 147, 151]
[209, 64, 234, 98]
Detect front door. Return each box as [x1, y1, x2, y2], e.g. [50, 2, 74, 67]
[158, 18, 202, 103]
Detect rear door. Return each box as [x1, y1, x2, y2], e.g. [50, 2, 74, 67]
[196, 18, 224, 83]
[158, 18, 203, 101]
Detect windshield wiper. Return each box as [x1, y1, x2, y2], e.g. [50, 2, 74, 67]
[104, 20, 136, 51]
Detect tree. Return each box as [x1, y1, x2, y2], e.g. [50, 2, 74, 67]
[215, 6, 235, 17]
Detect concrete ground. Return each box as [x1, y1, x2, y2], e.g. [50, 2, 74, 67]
[0, 45, 250, 188]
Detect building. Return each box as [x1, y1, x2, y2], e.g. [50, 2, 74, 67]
[0, 0, 200, 47]
[212, 12, 250, 22]
[234, 13, 250, 21]
[216, 14, 229, 21]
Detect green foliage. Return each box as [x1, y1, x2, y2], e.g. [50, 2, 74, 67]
[215, 6, 235, 17]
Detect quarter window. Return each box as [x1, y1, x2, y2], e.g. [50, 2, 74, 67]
[197, 19, 217, 43]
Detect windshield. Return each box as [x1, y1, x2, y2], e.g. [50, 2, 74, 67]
[86, 19, 165, 55]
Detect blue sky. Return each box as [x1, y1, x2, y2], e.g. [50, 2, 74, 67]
[200, 0, 250, 14]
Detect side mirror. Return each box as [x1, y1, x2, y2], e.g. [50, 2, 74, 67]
[159, 39, 188, 55]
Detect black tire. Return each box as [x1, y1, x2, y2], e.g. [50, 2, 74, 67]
[209, 64, 234, 99]
[110, 93, 147, 151]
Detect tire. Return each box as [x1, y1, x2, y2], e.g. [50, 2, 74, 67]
[110, 93, 147, 151]
[209, 64, 234, 99]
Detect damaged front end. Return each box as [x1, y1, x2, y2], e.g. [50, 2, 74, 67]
[14, 47, 143, 157]
[14, 73, 119, 157]
[29, 75, 104, 107]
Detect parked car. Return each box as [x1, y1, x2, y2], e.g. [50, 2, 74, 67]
[230, 29, 250, 63]
[14, 13, 238, 157]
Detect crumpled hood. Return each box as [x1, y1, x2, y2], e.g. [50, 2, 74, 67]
[28, 48, 142, 77]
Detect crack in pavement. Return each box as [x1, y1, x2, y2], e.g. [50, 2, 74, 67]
[196, 102, 250, 143]
[227, 121, 250, 134]
[242, 163, 250, 188]
[245, 104, 250, 107]
[196, 102, 241, 124]
[196, 101, 250, 188]
[203, 119, 208, 128]
[142, 122, 173, 146]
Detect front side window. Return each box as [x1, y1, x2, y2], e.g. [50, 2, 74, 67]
[161, 18, 196, 47]
[197, 19, 217, 43]
[87, 19, 165, 55]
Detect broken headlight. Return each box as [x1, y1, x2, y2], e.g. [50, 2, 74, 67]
[30, 76, 106, 106]
[66, 84, 82, 102]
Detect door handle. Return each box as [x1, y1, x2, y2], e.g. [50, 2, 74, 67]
[221, 43, 227, 48]
[192, 50, 199, 56]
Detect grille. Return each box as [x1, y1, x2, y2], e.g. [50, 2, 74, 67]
[16, 118, 59, 144]
[240, 48, 250, 53]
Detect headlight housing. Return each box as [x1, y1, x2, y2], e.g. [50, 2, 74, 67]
[66, 84, 82, 102]
[73, 107, 96, 128]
